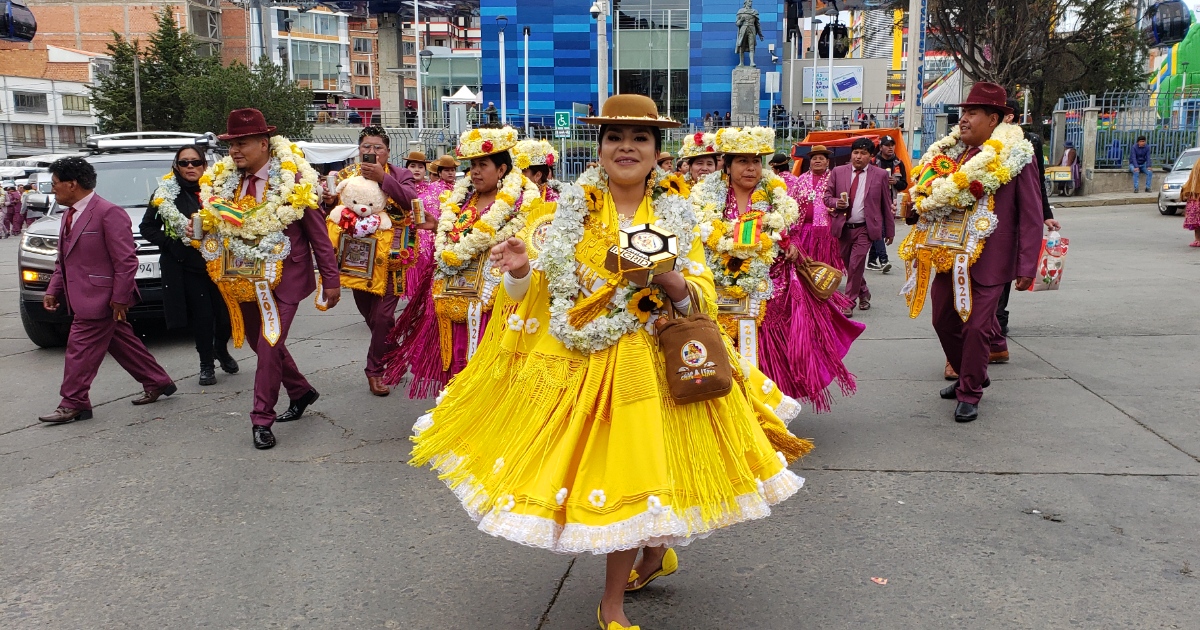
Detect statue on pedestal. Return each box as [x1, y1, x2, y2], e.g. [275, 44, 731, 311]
[735, 0, 764, 67]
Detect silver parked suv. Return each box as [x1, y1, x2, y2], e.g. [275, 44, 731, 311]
[18, 132, 218, 347]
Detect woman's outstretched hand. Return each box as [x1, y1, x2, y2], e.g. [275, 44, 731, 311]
[490, 237, 530, 278]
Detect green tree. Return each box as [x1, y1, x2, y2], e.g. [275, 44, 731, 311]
[89, 9, 216, 133]
[927, 0, 1147, 118]
[178, 56, 314, 139]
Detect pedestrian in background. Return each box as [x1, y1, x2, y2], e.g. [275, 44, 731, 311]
[824, 137, 895, 316]
[139, 146, 238, 387]
[867, 135, 907, 274]
[1129, 136, 1152, 193]
[39, 157, 177, 424]
[1180, 159, 1200, 247]
[1, 184, 18, 237]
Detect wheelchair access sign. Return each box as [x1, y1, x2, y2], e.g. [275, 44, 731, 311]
[555, 111, 571, 138]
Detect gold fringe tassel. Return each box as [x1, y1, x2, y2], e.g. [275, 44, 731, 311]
[566, 279, 619, 328]
[220, 283, 246, 349]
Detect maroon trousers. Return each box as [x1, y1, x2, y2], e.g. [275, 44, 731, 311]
[839, 224, 872, 303]
[352, 275, 400, 378]
[240, 299, 312, 427]
[931, 274, 1006, 404]
[59, 316, 173, 410]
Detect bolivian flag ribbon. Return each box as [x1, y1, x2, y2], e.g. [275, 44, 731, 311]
[209, 197, 246, 228]
[735, 211, 764, 247]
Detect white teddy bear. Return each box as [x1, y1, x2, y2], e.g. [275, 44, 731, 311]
[328, 175, 392, 238]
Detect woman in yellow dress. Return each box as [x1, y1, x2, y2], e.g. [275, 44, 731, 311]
[409, 95, 807, 630]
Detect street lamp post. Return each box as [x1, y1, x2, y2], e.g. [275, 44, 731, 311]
[524, 26, 530, 136]
[414, 0, 424, 132]
[590, 1, 608, 112]
[497, 15, 509, 126]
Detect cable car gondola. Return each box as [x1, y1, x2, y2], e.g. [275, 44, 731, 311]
[1142, 0, 1192, 48]
[1, 0, 36, 43]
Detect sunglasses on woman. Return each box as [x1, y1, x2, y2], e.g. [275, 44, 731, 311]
[176, 159, 206, 168]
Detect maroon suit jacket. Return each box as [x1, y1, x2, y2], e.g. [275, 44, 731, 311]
[823, 163, 895, 242]
[276, 204, 341, 305]
[46, 194, 138, 320]
[970, 159, 1044, 287]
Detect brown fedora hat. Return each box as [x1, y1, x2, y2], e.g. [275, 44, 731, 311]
[956, 82, 1013, 115]
[578, 94, 681, 128]
[430, 154, 459, 170]
[217, 108, 276, 141]
[403, 150, 429, 164]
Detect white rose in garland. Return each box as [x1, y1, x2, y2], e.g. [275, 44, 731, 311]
[692, 169, 798, 300]
[198, 136, 319, 262]
[149, 173, 189, 242]
[433, 169, 536, 279]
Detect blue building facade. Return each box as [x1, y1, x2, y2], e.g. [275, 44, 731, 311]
[480, 0, 784, 126]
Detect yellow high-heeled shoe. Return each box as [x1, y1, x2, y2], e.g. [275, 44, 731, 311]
[597, 604, 641, 630]
[625, 547, 678, 592]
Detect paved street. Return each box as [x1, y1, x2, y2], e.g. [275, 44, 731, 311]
[1, 203, 1198, 629]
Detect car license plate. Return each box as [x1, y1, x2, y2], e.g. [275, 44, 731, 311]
[136, 261, 160, 279]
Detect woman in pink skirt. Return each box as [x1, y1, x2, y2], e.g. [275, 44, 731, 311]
[1182, 162, 1200, 247]
[789, 145, 844, 270]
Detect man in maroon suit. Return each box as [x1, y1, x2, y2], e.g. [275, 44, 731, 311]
[320, 126, 418, 397]
[931, 84, 1044, 423]
[39, 157, 176, 423]
[210, 110, 342, 449]
[824, 137, 895, 316]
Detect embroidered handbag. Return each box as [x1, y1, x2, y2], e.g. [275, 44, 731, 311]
[795, 257, 844, 301]
[656, 287, 733, 405]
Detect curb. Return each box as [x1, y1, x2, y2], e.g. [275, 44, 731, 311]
[1052, 196, 1156, 208]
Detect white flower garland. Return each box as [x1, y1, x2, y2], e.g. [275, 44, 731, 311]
[692, 170, 798, 299]
[433, 169, 536, 279]
[149, 174, 189, 242]
[911, 123, 1033, 222]
[199, 136, 319, 262]
[543, 166, 698, 354]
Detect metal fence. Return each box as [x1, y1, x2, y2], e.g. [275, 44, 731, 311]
[1063, 89, 1200, 169]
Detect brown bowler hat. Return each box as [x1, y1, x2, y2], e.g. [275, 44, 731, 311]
[430, 154, 459, 170]
[578, 94, 681, 128]
[403, 151, 430, 164]
[217, 108, 276, 141]
[807, 144, 833, 159]
[957, 82, 1013, 115]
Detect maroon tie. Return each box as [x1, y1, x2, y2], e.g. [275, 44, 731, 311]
[244, 175, 259, 202]
[62, 206, 77, 239]
[847, 169, 864, 210]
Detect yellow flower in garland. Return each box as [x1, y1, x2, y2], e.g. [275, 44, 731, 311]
[706, 219, 728, 249]
[468, 129, 482, 141]
[152, 197, 165, 207]
[496, 190, 516, 207]
[583, 185, 603, 211]
[659, 172, 690, 197]
[514, 153, 532, 170]
[751, 190, 769, 205]
[952, 172, 969, 188]
[280, 161, 298, 173]
[984, 138, 1003, 152]
[442, 249, 462, 267]
[994, 165, 1011, 181]
[627, 287, 664, 323]
[722, 253, 753, 278]
[199, 174, 213, 187]
[212, 162, 225, 177]
[288, 182, 318, 209]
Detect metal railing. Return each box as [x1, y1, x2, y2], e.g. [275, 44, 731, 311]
[1063, 89, 1200, 169]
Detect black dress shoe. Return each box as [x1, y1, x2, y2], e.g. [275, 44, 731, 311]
[253, 425, 276, 449]
[276, 389, 319, 422]
[216, 352, 239, 374]
[199, 365, 217, 386]
[954, 401, 979, 423]
[940, 378, 990, 399]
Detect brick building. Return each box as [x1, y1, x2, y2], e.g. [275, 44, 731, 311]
[0, 0, 223, 58]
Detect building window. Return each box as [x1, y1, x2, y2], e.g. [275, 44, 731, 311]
[402, 41, 415, 57]
[290, 40, 342, 87]
[62, 94, 90, 114]
[356, 84, 373, 98]
[354, 61, 371, 76]
[353, 37, 372, 53]
[404, 87, 416, 99]
[12, 124, 46, 147]
[433, 38, 447, 47]
[59, 126, 88, 146]
[13, 92, 48, 114]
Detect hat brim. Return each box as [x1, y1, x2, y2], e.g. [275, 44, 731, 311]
[806, 149, 832, 158]
[217, 126, 276, 141]
[955, 101, 1014, 116]
[578, 115, 682, 129]
[458, 144, 516, 161]
[724, 150, 775, 157]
